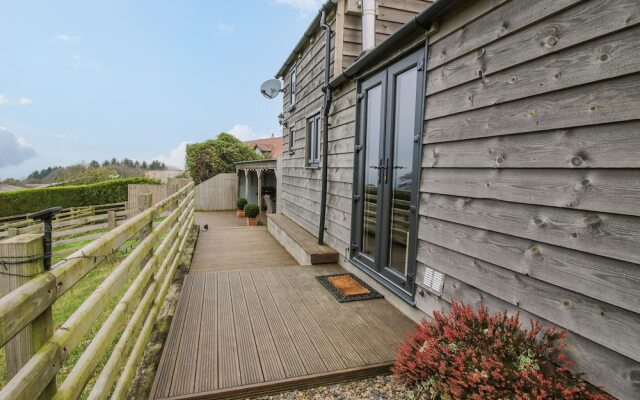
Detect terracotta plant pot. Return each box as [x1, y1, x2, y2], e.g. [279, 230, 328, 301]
[237, 210, 245, 217]
[246, 217, 258, 226]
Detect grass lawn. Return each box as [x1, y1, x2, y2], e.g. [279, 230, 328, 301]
[0, 213, 171, 397]
[0, 233, 150, 397]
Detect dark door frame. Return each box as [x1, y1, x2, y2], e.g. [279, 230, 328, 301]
[350, 44, 427, 304]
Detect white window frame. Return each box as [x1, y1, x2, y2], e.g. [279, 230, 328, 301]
[289, 65, 297, 109]
[288, 127, 295, 154]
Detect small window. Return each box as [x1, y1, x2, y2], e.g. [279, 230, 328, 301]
[289, 66, 297, 108]
[306, 113, 321, 166]
[288, 127, 295, 154]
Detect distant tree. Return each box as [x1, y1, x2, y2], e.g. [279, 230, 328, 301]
[26, 166, 62, 182]
[111, 157, 118, 165]
[186, 132, 262, 184]
[89, 160, 100, 168]
[148, 160, 167, 170]
[1, 178, 22, 186]
[141, 161, 148, 169]
[102, 160, 110, 167]
[55, 164, 118, 185]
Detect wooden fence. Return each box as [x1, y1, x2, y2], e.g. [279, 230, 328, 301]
[0, 202, 128, 239]
[127, 178, 191, 212]
[0, 182, 195, 399]
[194, 173, 237, 210]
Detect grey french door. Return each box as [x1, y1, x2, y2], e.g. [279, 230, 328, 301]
[352, 48, 425, 298]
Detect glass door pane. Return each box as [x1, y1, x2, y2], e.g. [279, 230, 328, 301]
[361, 84, 383, 261]
[387, 67, 418, 276]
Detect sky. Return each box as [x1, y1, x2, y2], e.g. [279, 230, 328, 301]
[0, 0, 323, 179]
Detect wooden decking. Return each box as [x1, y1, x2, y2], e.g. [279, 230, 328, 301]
[191, 212, 297, 273]
[151, 212, 414, 400]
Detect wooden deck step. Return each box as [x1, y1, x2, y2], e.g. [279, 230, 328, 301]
[267, 214, 339, 265]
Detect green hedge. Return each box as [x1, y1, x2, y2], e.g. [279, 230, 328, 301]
[0, 178, 159, 217]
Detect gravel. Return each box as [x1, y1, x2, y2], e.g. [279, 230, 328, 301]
[253, 375, 408, 400]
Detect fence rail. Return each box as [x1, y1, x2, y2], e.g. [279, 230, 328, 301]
[0, 202, 128, 239]
[0, 183, 195, 399]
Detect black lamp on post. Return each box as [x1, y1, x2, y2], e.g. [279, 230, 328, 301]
[28, 207, 63, 270]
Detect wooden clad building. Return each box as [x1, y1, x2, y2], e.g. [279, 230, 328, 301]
[274, 0, 640, 398]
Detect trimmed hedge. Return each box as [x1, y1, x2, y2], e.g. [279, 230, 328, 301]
[0, 178, 159, 217]
[243, 203, 260, 218]
[236, 197, 248, 211]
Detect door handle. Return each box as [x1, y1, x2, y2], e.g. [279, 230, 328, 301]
[384, 157, 390, 184]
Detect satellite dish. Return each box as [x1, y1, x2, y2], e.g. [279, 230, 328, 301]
[260, 79, 282, 99]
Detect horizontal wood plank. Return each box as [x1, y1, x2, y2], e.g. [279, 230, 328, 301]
[423, 121, 640, 168]
[427, 25, 640, 118]
[419, 193, 640, 265]
[425, 73, 640, 143]
[419, 217, 640, 313]
[422, 168, 640, 216]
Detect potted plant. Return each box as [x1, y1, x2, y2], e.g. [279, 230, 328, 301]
[244, 203, 260, 226]
[236, 197, 248, 217]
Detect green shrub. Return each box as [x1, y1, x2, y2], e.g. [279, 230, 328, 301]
[243, 203, 259, 218]
[236, 197, 248, 211]
[0, 178, 159, 217]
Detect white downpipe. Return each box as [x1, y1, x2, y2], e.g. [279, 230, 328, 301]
[362, 0, 376, 51]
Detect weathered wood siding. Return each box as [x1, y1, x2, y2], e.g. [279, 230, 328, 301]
[414, 0, 640, 398]
[194, 173, 237, 211]
[280, 8, 338, 241]
[281, 0, 431, 253]
[280, 0, 640, 397]
[337, 0, 432, 73]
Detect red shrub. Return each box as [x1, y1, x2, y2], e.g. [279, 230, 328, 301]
[393, 302, 612, 400]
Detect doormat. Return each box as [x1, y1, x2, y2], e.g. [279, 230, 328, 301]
[316, 273, 383, 303]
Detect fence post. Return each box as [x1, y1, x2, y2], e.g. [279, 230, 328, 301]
[107, 211, 117, 230]
[137, 193, 153, 269]
[0, 234, 56, 398]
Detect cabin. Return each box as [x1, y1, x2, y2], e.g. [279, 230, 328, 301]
[270, 0, 640, 398]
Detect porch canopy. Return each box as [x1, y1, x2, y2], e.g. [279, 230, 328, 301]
[235, 159, 278, 212]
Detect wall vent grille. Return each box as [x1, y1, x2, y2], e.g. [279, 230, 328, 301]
[423, 267, 444, 294]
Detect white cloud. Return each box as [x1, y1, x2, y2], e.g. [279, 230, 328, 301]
[69, 54, 102, 72]
[228, 124, 262, 141]
[153, 141, 190, 169]
[272, 0, 322, 13]
[217, 22, 234, 35]
[52, 33, 81, 44]
[54, 133, 80, 140]
[0, 95, 33, 106]
[0, 127, 37, 168]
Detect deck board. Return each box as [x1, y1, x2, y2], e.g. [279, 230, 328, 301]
[239, 271, 286, 382]
[249, 269, 307, 379]
[229, 272, 264, 386]
[216, 272, 241, 389]
[195, 274, 217, 393]
[191, 212, 297, 274]
[151, 212, 415, 400]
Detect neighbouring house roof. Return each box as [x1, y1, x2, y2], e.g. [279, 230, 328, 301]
[244, 136, 284, 158]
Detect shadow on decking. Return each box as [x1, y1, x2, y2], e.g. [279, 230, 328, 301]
[150, 212, 414, 400]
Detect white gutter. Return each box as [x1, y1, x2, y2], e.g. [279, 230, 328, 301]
[362, 0, 376, 51]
